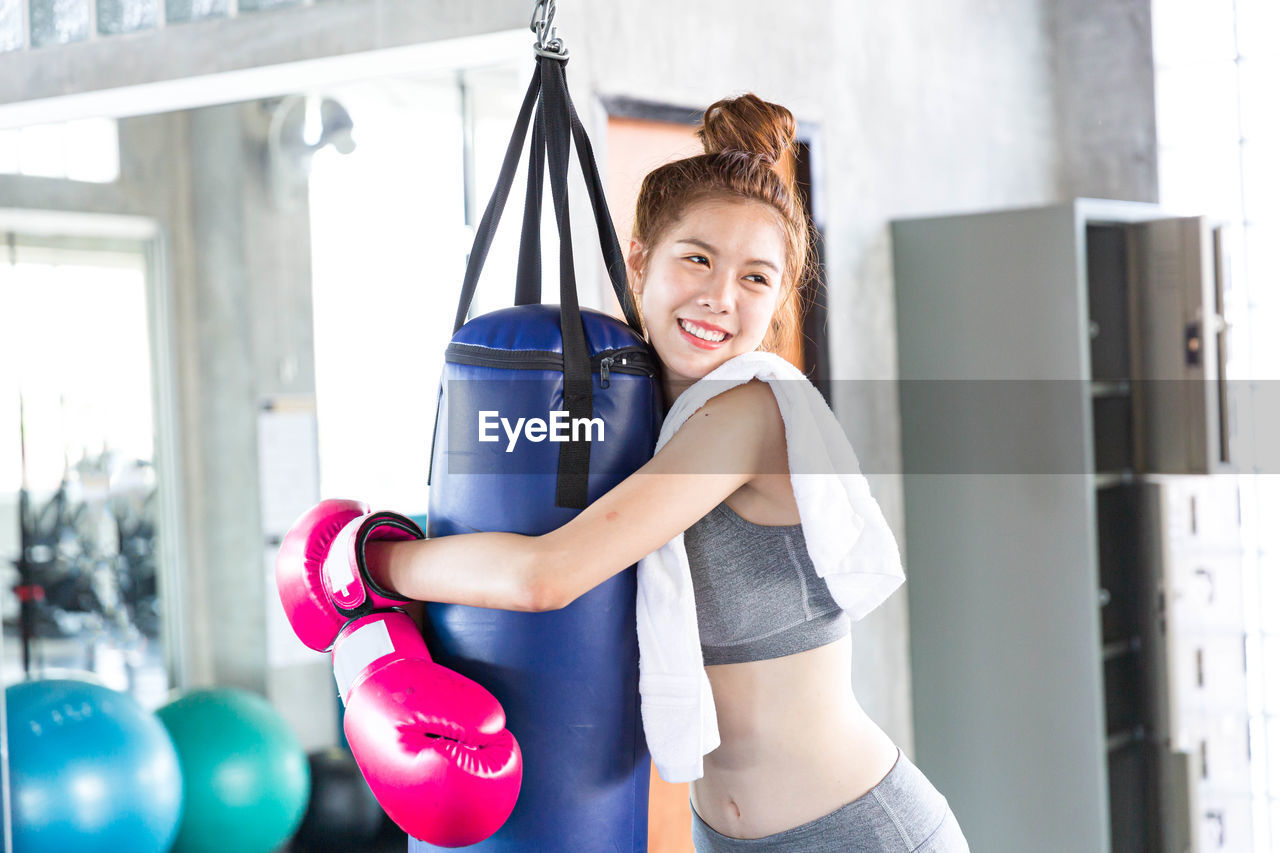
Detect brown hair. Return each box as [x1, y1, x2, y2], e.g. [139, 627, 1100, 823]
[628, 93, 818, 356]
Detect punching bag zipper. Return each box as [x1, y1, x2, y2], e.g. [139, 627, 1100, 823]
[445, 343, 656, 389]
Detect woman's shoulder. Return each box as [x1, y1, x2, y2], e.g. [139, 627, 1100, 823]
[677, 379, 786, 478]
[682, 377, 779, 425]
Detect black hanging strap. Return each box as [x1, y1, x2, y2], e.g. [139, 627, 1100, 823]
[561, 81, 643, 332]
[452, 60, 644, 337]
[539, 56, 593, 508]
[513, 91, 545, 307]
[445, 55, 647, 507]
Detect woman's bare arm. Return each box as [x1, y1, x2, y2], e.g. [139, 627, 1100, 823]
[541, 378, 783, 609]
[365, 531, 548, 613]
[364, 378, 783, 614]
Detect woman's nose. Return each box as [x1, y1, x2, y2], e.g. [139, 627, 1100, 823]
[698, 269, 735, 310]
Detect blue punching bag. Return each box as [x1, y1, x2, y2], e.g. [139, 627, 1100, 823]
[411, 54, 661, 851]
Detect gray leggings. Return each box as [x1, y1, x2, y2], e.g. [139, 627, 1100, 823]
[689, 747, 970, 852]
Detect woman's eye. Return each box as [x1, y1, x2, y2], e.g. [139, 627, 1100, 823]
[685, 255, 768, 285]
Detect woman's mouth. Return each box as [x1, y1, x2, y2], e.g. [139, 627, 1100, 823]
[677, 318, 732, 350]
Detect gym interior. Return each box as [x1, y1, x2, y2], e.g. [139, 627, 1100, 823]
[0, 1, 1275, 851]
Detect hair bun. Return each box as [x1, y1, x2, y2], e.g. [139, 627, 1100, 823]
[695, 93, 796, 168]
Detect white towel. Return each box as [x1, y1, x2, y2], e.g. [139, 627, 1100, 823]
[636, 350, 906, 783]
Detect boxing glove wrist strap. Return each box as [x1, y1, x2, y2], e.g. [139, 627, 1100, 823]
[332, 610, 425, 703]
[325, 510, 421, 616]
[334, 619, 392, 703]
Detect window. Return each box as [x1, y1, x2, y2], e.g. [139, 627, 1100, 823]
[0, 240, 170, 708]
[306, 63, 546, 511]
[0, 118, 121, 182]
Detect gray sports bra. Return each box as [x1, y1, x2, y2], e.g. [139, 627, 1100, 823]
[684, 500, 850, 665]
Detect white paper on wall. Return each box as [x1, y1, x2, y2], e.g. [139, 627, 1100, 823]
[257, 394, 326, 668]
[257, 394, 320, 542]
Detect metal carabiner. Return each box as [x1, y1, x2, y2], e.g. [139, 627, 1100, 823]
[529, 0, 553, 42]
[529, 0, 569, 59]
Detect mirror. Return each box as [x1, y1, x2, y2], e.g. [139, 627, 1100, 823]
[1, 236, 170, 707]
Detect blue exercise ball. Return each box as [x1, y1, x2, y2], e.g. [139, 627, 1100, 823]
[4, 677, 183, 853]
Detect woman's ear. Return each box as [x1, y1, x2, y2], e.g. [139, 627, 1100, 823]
[625, 239, 646, 294]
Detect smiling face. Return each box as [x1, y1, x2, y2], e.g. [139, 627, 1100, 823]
[626, 196, 788, 410]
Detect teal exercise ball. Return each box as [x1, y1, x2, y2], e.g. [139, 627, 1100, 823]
[155, 687, 310, 853]
[4, 677, 183, 853]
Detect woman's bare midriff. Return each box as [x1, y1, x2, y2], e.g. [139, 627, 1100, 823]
[685, 469, 900, 838]
[689, 636, 901, 840]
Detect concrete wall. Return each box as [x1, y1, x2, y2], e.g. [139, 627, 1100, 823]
[1053, 0, 1159, 203]
[0, 0, 1160, 759]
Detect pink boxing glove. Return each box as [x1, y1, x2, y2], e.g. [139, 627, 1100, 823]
[334, 612, 522, 847]
[275, 499, 523, 847]
[275, 498, 419, 652]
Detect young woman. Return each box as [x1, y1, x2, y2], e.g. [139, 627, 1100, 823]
[366, 93, 969, 852]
